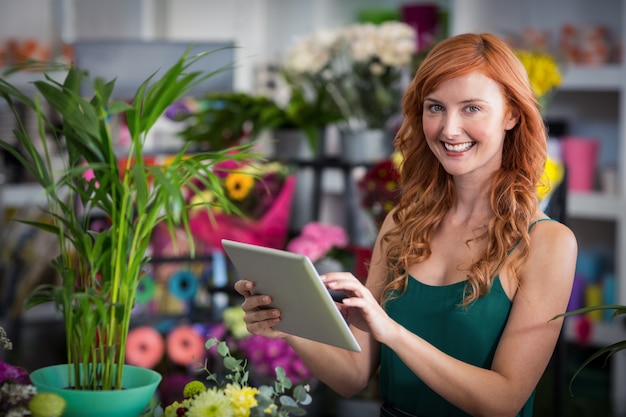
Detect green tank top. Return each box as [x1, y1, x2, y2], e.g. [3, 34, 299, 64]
[380, 219, 553, 416]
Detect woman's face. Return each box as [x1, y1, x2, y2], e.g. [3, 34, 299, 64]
[422, 71, 518, 180]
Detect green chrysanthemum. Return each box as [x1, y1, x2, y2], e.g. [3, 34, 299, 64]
[184, 380, 207, 398]
[28, 392, 66, 417]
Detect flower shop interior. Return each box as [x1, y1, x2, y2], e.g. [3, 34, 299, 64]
[1, 0, 626, 416]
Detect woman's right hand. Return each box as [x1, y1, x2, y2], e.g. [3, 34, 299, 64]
[233, 279, 286, 338]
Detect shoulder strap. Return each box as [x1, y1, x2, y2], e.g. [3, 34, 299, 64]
[507, 217, 555, 255]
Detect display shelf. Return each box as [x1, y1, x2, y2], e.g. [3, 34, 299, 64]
[560, 65, 626, 92]
[567, 192, 624, 221]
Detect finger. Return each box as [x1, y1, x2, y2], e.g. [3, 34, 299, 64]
[241, 294, 273, 312]
[234, 279, 254, 296]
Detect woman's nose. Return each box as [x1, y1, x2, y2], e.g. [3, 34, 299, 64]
[442, 113, 462, 138]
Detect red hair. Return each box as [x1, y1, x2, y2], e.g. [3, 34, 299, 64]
[382, 33, 547, 306]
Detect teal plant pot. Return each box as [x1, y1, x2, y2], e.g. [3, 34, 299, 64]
[29, 364, 162, 417]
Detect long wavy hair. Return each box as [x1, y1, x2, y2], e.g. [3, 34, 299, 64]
[382, 33, 547, 306]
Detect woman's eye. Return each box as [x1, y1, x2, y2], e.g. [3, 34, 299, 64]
[465, 105, 480, 113]
[428, 104, 443, 112]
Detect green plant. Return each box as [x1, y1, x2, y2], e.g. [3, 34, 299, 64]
[177, 71, 344, 155]
[162, 337, 311, 417]
[0, 48, 255, 390]
[554, 305, 626, 392]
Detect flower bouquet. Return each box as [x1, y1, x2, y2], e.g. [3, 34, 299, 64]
[162, 337, 312, 417]
[188, 158, 296, 251]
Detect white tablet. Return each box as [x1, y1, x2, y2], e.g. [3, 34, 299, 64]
[222, 239, 361, 352]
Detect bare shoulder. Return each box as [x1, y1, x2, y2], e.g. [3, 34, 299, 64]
[529, 218, 578, 258]
[521, 217, 578, 291]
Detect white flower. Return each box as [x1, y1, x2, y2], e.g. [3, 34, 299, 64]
[284, 29, 341, 75]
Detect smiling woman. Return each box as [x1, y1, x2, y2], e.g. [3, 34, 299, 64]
[235, 32, 577, 417]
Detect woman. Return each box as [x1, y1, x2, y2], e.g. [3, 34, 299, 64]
[234, 32, 577, 417]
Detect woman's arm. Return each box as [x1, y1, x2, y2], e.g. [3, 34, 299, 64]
[234, 217, 395, 397]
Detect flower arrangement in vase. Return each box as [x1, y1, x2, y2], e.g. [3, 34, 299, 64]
[284, 21, 416, 131]
[0, 47, 256, 414]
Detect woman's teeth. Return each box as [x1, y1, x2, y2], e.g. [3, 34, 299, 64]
[444, 142, 474, 152]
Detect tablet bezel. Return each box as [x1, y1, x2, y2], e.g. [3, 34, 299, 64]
[222, 239, 361, 352]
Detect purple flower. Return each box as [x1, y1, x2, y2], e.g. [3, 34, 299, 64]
[164, 99, 193, 121]
[0, 359, 30, 385]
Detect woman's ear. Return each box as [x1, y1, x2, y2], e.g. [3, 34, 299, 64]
[505, 108, 520, 131]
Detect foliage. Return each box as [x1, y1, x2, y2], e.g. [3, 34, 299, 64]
[162, 337, 312, 417]
[553, 305, 626, 393]
[176, 78, 343, 155]
[173, 92, 272, 150]
[0, 47, 256, 390]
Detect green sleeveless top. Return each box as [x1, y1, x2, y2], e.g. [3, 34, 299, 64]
[380, 219, 553, 416]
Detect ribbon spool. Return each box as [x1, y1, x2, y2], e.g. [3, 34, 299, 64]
[167, 269, 199, 301]
[125, 326, 165, 369]
[166, 325, 205, 366]
[136, 274, 157, 304]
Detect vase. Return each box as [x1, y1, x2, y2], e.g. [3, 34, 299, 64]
[271, 128, 325, 161]
[340, 128, 393, 164]
[29, 364, 162, 417]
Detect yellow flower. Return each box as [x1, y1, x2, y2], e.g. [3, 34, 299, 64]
[225, 172, 255, 201]
[538, 156, 565, 200]
[516, 50, 562, 99]
[224, 384, 260, 417]
[187, 388, 234, 417]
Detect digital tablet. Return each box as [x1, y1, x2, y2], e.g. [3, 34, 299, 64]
[222, 239, 361, 352]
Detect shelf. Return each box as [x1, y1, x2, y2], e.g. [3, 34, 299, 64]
[0, 183, 46, 208]
[560, 65, 626, 92]
[567, 192, 624, 220]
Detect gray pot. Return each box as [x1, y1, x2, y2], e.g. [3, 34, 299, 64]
[271, 128, 324, 161]
[340, 128, 393, 164]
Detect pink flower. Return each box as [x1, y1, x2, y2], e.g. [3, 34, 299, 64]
[287, 222, 347, 262]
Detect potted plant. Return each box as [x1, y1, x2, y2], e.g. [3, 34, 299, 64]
[0, 48, 254, 416]
[175, 68, 344, 161]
